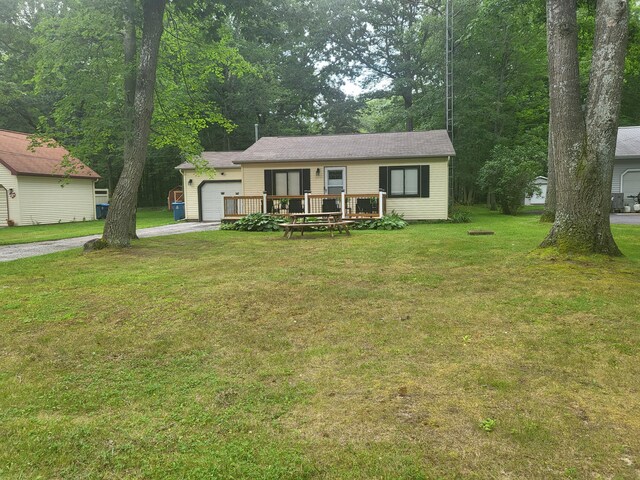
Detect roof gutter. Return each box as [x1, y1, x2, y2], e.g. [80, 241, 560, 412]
[233, 153, 456, 164]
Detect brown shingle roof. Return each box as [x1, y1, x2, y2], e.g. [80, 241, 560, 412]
[616, 126, 640, 158]
[234, 130, 455, 164]
[0, 129, 100, 179]
[175, 151, 243, 170]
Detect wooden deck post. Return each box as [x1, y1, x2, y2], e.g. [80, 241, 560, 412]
[379, 190, 385, 218]
[341, 190, 346, 219]
[304, 191, 310, 214]
[262, 191, 268, 214]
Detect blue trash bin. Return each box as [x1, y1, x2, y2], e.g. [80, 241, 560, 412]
[172, 201, 185, 221]
[96, 203, 109, 219]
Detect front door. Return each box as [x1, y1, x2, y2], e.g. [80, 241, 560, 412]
[325, 167, 346, 194]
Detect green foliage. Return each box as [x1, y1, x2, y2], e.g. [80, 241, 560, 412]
[479, 418, 497, 432]
[449, 209, 471, 224]
[352, 212, 408, 230]
[447, 0, 548, 204]
[478, 144, 544, 215]
[222, 213, 284, 232]
[25, 1, 250, 204]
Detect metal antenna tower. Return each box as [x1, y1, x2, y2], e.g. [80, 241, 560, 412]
[445, 0, 454, 201]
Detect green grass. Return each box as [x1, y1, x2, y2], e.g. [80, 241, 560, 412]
[0, 207, 176, 245]
[1, 207, 639, 479]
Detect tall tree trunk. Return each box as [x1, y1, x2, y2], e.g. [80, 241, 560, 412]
[539, 0, 627, 256]
[123, 0, 138, 240]
[103, 0, 166, 247]
[541, 118, 556, 222]
[402, 90, 414, 132]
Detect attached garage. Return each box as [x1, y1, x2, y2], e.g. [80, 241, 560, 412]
[176, 151, 243, 222]
[0, 129, 100, 227]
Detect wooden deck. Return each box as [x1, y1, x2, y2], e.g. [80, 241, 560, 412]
[222, 193, 386, 220]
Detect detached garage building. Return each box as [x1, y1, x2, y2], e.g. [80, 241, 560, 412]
[176, 151, 243, 222]
[0, 129, 100, 227]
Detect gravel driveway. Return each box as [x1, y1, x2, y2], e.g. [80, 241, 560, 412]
[0, 222, 220, 262]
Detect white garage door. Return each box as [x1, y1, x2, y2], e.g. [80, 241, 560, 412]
[622, 170, 640, 199]
[200, 181, 242, 222]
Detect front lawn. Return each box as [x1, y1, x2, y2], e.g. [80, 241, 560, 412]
[0, 207, 176, 245]
[1, 208, 639, 479]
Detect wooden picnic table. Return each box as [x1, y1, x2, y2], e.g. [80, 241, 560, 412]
[280, 212, 354, 239]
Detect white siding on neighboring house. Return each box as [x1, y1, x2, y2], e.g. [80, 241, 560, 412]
[0, 185, 8, 227]
[241, 157, 449, 220]
[181, 168, 242, 220]
[612, 159, 639, 193]
[0, 164, 19, 227]
[613, 159, 640, 208]
[94, 189, 109, 204]
[16, 175, 96, 226]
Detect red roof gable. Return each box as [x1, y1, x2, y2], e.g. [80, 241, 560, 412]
[0, 129, 100, 179]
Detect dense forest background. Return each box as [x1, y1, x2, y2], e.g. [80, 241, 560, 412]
[1, 0, 639, 206]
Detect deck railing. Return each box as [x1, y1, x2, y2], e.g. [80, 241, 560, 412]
[223, 195, 263, 217]
[222, 192, 387, 219]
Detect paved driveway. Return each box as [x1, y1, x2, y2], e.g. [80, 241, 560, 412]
[0, 222, 220, 262]
[611, 213, 640, 225]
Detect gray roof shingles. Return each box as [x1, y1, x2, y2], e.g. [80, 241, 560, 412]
[616, 126, 640, 158]
[234, 130, 455, 163]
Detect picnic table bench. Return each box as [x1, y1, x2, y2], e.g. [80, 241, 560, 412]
[280, 212, 355, 239]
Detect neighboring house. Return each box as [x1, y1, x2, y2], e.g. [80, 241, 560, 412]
[524, 176, 548, 206]
[613, 126, 640, 206]
[176, 151, 243, 221]
[177, 130, 455, 222]
[0, 129, 100, 227]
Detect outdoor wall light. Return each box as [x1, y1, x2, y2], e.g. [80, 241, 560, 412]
[316, 168, 321, 176]
[188, 179, 193, 186]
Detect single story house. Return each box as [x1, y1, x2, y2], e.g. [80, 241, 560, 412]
[176, 130, 455, 222]
[613, 126, 640, 206]
[0, 129, 100, 227]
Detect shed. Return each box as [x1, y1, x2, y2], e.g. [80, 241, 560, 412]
[0, 130, 100, 227]
[524, 176, 548, 206]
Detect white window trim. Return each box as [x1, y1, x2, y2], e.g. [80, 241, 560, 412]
[324, 167, 346, 194]
[621, 168, 640, 193]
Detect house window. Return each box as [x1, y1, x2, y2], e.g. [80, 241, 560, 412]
[379, 165, 430, 198]
[390, 167, 419, 197]
[264, 169, 310, 195]
[274, 170, 301, 195]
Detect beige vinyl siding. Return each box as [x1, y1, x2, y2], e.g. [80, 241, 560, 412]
[241, 157, 449, 220]
[16, 175, 96, 226]
[0, 164, 20, 226]
[181, 168, 242, 220]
